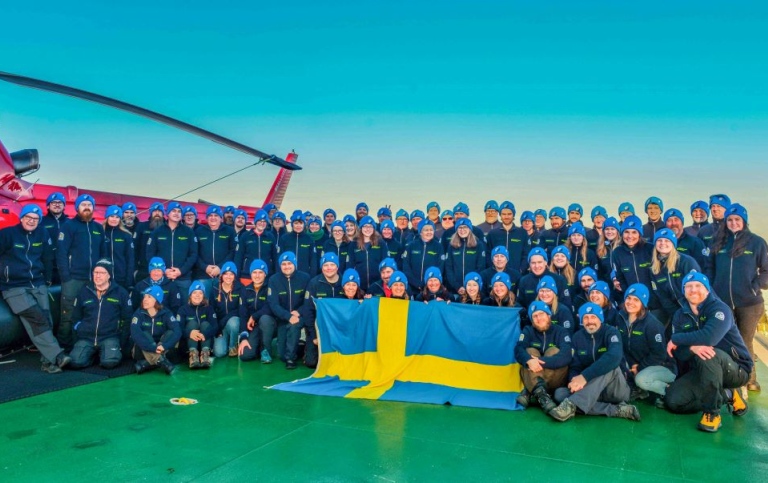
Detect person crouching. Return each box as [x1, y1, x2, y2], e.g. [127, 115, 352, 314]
[178, 281, 217, 369]
[131, 286, 181, 375]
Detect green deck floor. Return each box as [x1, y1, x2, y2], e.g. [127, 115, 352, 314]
[1, 358, 767, 482]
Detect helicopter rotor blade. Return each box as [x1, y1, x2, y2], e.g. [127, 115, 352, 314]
[0, 71, 300, 171]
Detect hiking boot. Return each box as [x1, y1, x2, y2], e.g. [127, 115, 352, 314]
[516, 389, 530, 408]
[188, 349, 201, 369]
[654, 395, 666, 409]
[614, 403, 641, 421]
[158, 355, 177, 375]
[697, 412, 721, 433]
[134, 360, 153, 374]
[725, 387, 748, 417]
[533, 388, 557, 413]
[286, 360, 297, 370]
[747, 380, 761, 392]
[41, 362, 63, 374]
[548, 398, 577, 422]
[200, 349, 212, 368]
[260, 349, 272, 364]
[228, 347, 238, 357]
[56, 352, 72, 369]
[630, 387, 649, 402]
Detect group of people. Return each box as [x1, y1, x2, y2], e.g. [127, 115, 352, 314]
[0, 192, 764, 433]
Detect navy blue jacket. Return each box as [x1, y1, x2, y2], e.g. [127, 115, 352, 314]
[486, 225, 529, 272]
[381, 238, 403, 266]
[568, 245, 599, 273]
[444, 239, 487, 292]
[146, 223, 198, 280]
[271, 226, 288, 253]
[440, 225, 486, 253]
[211, 280, 244, 331]
[402, 238, 444, 293]
[130, 307, 181, 353]
[676, 231, 709, 273]
[597, 243, 616, 283]
[236, 229, 278, 278]
[133, 277, 183, 316]
[515, 323, 572, 368]
[72, 282, 132, 344]
[612, 242, 658, 309]
[642, 219, 665, 243]
[350, 241, 388, 290]
[709, 231, 768, 309]
[56, 215, 105, 282]
[132, 220, 157, 272]
[267, 270, 311, 322]
[670, 293, 753, 373]
[394, 227, 414, 248]
[239, 284, 273, 337]
[698, 219, 724, 248]
[41, 212, 69, 247]
[549, 304, 576, 335]
[103, 226, 135, 289]
[569, 323, 625, 382]
[650, 253, 701, 313]
[279, 231, 318, 277]
[195, 224, 237, 279]
[538, 226, 569, 256]
[615, 310, 675, 372]
[300, 274, 343, 324]
[585, 228, 600, 251]
[0, 224, 53, 290]
[320, 239, 351, 274]
[684, 220, 709, 238]
[516, 270, 572, 312]
[178, 302, 218, 341]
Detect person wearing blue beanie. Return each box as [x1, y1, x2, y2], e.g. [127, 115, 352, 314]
[534, 209, 548, 232]
[180, 205, 197, 230]
[573, 267, 599, 313]
[514, 298, 571, 413]
[378, 219, 402, 261]
[388, 271, 409, 299]
[321, 220, 351, 275]
[416, 266, 451, 302]
[612, 214, 658, 315]
[131, 283, 181, 375]
[445, 216, 487, 294]
[299, 250, 342, 366]
[209, 261, 244, 358]
[145, 198, 198, 295]
[279, 212, 318, 277]
[697, 194, 731, 248]
[426, 202, 442, 234]
[41, 193, 70, 284]
[596, 216, 621, 285]
[479, 245, 521, 300]
[478, 200, 501, 236]
[322, 208, 337, 235]
[237, 258, 275, 364]
[709, 203, 767, 392]
[618, 202, 635, 222]
[460, 272, 484, 304]
[487, 200, 528, 274]
[267, 250, 311, 369]
[236, 208, 278, 284]
[685, 200, 710, 238]
[586, 206, 607, 252]
[410, 209, 425, 236]
[102, 204, 135, 290]
[355, 202, 369, 222]
[659, 209, 709, 274]
[393, 209, 413, 247]
[339, 268, 365, 300]
[641, 196, 665, 243]
[567, 203, 583, 225]
[402, 218, 444, 293]
[519, 210, 540, 248]
[566, 220, 598, 277]
[263, 203, 277, 217]
[177, 280, 217, 369]
[56, 192, 105, 350]
[540, 207, 569, 255]
[536, 275, 576, 335]
[349, 212, 388, 292]
[483, 272, 516, 307]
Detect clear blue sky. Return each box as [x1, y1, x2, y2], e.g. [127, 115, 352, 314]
[2, 1, 767, 232]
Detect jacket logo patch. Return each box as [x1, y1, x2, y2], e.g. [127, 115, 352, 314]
[715, 311, 725, 321]
[610, 335, 619, 343]
[655, 334, 662, 343]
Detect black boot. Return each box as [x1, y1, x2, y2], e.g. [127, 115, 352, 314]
[516, 388, 531, 408]
[134, 360, 154, 375]
[532, 380, 556, 413]
[158, 355, 177, 375]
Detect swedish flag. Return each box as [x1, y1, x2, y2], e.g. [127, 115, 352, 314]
[271, 298, 524, 410]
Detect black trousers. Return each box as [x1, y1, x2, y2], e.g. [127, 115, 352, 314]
[666, 348, 749, 414]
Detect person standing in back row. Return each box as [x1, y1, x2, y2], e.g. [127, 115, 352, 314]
[56, 194, 104, 350]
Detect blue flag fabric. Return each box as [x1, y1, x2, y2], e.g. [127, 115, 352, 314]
[271, 298, 524, 410]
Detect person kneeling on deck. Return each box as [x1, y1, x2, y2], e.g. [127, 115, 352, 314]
[0, 204, 70, 374]
[267, 251, 310, 370]
[515, 301, 572, 414]
[178, 281, 217, 369]
[549, 302, 640, 422]
[238, 260, 275, 363]
[69, 259, 133, 369]
[664, 272, 752, 433]
[130, 286, 181, 375]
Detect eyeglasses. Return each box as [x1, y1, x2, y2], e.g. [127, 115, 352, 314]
[442, 217, 453, 221]
[22, 216, 40, 223]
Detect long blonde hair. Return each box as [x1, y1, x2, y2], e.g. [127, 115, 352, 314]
[651, 247, 679, 275]
[491, 289, 516, 307]
[565, 239, 589, 267]
[597, 233, 620, 258]
[103, 218, 132, 236]
[549, 260, 575, 286]
[536, 293, 559, 314]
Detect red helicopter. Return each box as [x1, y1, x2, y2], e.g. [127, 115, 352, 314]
[0, 71, 301, 229]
